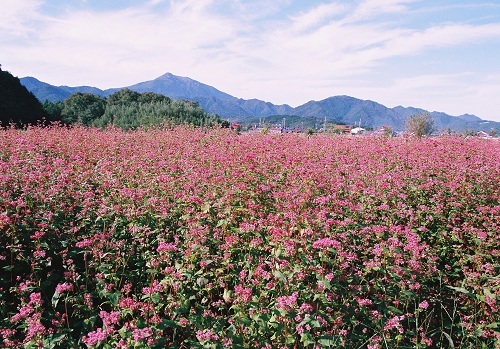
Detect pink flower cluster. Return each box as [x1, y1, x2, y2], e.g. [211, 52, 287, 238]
[234, 284, 252, 303]
[1, 126, 499, 348]
[312, 237, 341, 250]
[55, 282, 74, 294]
[276, 292, 299, 311]
[156, 241, 178, 253]
[196, 329, 219, 342]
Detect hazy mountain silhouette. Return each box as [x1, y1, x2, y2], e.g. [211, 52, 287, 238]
[20, 73, 500, 132]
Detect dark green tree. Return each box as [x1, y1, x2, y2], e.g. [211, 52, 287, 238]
[42, 100, 64, 122]
[92, 89, 225, 130]
[61, 92, 105, 125]
[138, 92, 171, 104]
[0, 70, 46, 127]
[106, 88, 141, 106]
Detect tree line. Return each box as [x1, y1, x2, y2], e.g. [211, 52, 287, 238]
[50, 89, 228, 130]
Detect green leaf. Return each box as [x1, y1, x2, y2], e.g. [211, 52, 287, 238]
[51, 291, 61, 309]
[150, 292, 161, 304]
[319, 279, 331, 290]
[155, 319, 180, 332]
[484, 288, 495, 299]
[118, 326, 129, 339]
[387, 306, 403, 315]
[106, 291, 122, 305]
[272, 270, 287, 283]
[318, 335, 342, 346]
[447, 286, 475, 298]
[285, 334, 296, 345]
[267, 315, 281, 328]
[238, 316, 252, 326]
[300, 333, 315, 346]
[43, 333, 68, 349]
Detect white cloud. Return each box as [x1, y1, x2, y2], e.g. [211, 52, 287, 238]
[0, 0, 45, 38]
[2, 0, 500, 120]
[290, 2, 347, 32]
[343, 0, 417, 23]
[341, 72, 500, 121]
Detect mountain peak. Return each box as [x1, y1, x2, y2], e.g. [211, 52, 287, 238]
[123, 72, 235, 102]
[155, 72, 177, 79]
[154, 72, 191, 82]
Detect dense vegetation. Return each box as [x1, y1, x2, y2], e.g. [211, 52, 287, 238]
[55, 89, 226, 130]
[1, 126, 498, 348]
[0, 70, 48, 127]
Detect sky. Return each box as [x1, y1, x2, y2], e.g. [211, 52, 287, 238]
[2, 0, 500, 121]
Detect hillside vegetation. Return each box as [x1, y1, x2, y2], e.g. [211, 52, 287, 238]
[0, 70, 47, 127]
[58, 89, 226, 130]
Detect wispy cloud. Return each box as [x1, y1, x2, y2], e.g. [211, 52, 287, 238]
[290, 2, 348, 32]
[343, 0, 417, 23]
[2, 0, 500, 120]
[0, 0, 45, 38]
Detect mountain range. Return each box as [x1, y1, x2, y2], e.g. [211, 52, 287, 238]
[20, 73, 500, 132]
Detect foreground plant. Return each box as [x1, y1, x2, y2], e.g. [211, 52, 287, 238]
[1, 125, 499, 348]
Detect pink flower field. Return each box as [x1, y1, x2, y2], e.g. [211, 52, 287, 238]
[1, 126, 499, 348]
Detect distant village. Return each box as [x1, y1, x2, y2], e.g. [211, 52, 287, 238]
[232, 118, 498, 138]
[243, 122, 376, 135]
[233, 117, 378, 135]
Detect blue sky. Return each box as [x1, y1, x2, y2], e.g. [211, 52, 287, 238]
[2, 0, 500, 121]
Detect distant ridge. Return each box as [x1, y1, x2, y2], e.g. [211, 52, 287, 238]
[20, 73, 500, 132]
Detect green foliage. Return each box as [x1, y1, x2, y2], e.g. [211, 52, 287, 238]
[305, 127, 316, 136]
[61, 92, 106, 125]
[42, 100, 64, 122]
[106, 88, 141, 105]
[93, 90, 223, 130]
[57, 89, 224, 130]
[139, 92, 171, 104]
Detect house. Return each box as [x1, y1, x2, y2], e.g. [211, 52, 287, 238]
[331, 124, 353, 134]
[477, 131, 493, 139]
[350, 127, 366, 135]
